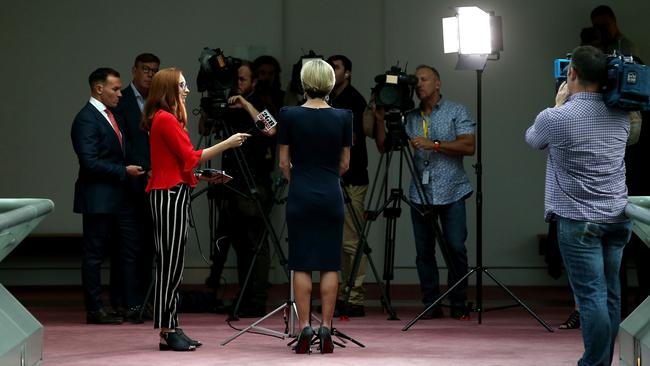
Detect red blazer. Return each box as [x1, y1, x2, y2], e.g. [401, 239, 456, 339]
[146, 110, 203, 192]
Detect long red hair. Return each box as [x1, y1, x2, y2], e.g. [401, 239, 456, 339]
[141, 68, 188, 130]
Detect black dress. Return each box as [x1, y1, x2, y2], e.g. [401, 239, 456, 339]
[278, 106, 353, 271]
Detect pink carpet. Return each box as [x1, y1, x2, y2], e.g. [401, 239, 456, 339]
[16, 286, 603, 365]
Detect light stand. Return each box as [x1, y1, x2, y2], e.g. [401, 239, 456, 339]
[403, 7, 552, 332]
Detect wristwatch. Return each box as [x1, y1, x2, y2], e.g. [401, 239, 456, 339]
[433, 139, 441, 152]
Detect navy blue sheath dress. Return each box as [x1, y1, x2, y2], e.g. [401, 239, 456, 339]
[277, 106, 353, 271]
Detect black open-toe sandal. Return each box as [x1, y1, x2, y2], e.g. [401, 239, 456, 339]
[159, 331, 196, 351]
[559, 310, 580, 329]
[176, 328, 202, 347]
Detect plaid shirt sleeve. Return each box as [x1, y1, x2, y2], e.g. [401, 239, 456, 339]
[525, 108, 551, 150]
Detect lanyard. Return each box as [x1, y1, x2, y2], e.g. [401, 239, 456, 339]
[420, 111, 429, 139]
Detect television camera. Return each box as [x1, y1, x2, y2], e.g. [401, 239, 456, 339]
[197, 47, 242, 119]
[554, 54, 650, 111]
[373, 65, 417, 150]
[374, 65, 417, 113]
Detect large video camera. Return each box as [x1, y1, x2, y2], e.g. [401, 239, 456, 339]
[373, 65, 417, 151]
[197, 47, 242, 119]
[374, 65, 416, 113]
[554, 54, 650, 111]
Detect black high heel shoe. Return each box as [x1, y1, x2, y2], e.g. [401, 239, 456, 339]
[318, 326, 334, 354]
[159, 331, 196, 351]
[294, 326, 313, 354]
[176, 328, 202, 347]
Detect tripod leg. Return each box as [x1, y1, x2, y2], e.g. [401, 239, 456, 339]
[482, 269, 553, 332]
[331, 328, 366, 348]
[324, 318, 365, 348]
[220, 302, 291, 346]
[402, 267, 476, 331]
[222, 271, 299, 346]
[383, 214, 398, 303]
[229, 199, 272, 320]
[340, 184, 399, 319]
[229, 245, 261, 320]
[364, 253, 399, 320]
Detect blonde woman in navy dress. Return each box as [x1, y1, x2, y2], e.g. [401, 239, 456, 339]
[278, 60, 352, 353]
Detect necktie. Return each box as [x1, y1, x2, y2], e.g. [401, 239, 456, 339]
[104, 109, 123, 148]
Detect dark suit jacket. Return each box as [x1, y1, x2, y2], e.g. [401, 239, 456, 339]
[71, 102, 127, 214]
[115, 85, 150, 195]
[115, 85, 150, 171]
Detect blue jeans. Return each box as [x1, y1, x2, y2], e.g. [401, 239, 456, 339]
[556, 217, 632, 366]
[411, 199, 468, 306]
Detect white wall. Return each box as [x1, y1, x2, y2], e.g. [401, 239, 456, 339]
[0, 0, 647, 286]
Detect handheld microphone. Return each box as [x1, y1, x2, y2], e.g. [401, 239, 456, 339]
[255, 109, 278, 132]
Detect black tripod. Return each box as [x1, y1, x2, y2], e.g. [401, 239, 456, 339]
[363, 111, 458, 320]
[338, 182, 398, 320]
[217, 118, 290, 316]
[205, 177, 286, 319]
[403, 68, 553, 332]
[220, 122, 362, 348]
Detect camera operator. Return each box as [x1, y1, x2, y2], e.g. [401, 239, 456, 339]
[208, 61, 277, 317]
[253, 55, 285, 116]
[326, 55, 369, 317]
[551, 26, 643, 330]
[526, 45, 632, 366]
[405, 65, 475, 320]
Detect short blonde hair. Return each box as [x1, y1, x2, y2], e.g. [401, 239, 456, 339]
[300, 59, 335, 98]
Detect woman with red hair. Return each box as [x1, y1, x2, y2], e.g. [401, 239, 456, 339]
[142, 68, 249, 351]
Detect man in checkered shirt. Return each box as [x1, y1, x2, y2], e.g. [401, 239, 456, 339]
[405, 65, 476, 320]
[526, 45, 632, 366]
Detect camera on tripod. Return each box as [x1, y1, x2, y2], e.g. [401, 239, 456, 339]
[197, 47, 242, 121]
[374, 65, 417, 150]
[374, 65, 416, 113]
[554, 53, 650, 111]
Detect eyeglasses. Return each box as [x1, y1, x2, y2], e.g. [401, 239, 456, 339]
[179, 81, 189, 90]
[141, 65, 159, 75]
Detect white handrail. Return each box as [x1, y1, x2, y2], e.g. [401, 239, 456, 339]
[0, 198, 54, 232]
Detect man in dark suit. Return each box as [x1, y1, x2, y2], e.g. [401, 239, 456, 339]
[71, 67, 145, 324]
[116, 53, 159, 176]
[114, 54, 160, 317]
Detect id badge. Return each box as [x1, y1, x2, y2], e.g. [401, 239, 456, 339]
[422, 170, 430, 185]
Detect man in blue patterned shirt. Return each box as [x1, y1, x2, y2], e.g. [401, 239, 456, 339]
[526, 45, 631, 366]
[405, 65, 475, 320]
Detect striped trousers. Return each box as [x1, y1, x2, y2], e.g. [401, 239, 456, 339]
[149, 184, 190, 329]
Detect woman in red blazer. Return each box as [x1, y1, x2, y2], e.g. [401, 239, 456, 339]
[142, 68, 249, 351]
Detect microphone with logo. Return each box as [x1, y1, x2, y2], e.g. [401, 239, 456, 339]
[255, 109, 278, 132]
